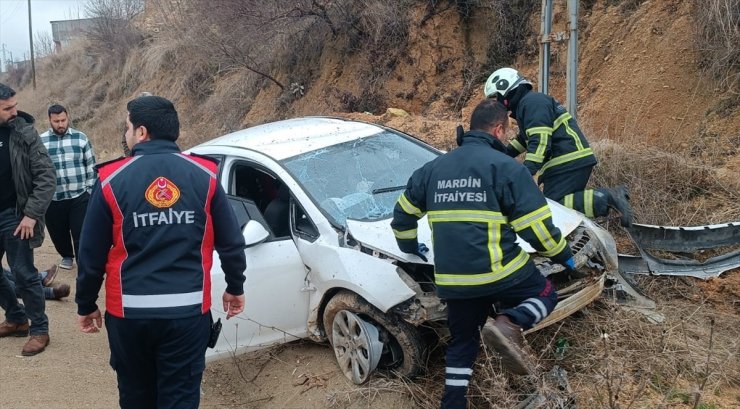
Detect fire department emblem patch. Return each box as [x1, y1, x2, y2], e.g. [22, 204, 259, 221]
[145, 177, 180, 208]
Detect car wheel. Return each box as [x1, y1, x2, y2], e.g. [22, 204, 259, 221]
[323, 290, 426, 384]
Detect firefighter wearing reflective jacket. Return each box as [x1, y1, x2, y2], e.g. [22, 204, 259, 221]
[76, 96, 246, 409]
[392, 100, 575, 409]
[484, 67, 632, 227]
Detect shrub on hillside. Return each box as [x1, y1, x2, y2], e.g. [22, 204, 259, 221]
[0, 65, 32, 89]
[480, 0, 539, 70]
[84, 0, 144, 65]
[140, 0, 550, 117]
[153, 0, 415, 115]
[605, 0, 647, 15]
[590, 139, 740, 225]
[694, 0, 739, 95]
[420, 0, 538, 75]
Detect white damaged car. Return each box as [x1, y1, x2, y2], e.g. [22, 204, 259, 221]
[190, 117, 646, 384]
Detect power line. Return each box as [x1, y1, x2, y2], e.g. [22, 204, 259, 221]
[0, 1, 24, 27]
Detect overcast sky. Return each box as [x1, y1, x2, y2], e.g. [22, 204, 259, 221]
[0, 0, 85, 68]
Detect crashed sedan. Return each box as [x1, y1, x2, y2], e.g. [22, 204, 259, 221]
[190, 117, 643, 384]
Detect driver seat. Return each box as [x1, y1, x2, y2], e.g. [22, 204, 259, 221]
[263, 183, 290, 238]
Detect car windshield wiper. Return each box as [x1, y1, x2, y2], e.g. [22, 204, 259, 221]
[371, 185, 406, 194]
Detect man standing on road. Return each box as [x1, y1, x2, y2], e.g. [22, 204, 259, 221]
[0, 83, 56, 356]
[76, 95, 247, 409]
[484, 67, 633, 227]
[40, 104, 96, 270]
[392, 100, 576, 409]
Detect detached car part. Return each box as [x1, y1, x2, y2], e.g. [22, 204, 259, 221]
[620, 222, 740, 279]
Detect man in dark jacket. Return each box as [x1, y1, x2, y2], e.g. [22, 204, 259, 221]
[392, 100, 575, 409]
[484, 67, 632, 227]
[0, 83, 56, 356]
[76, 96, 247, 409]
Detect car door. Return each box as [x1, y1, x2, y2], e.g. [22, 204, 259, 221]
[207, 158, 310, 360]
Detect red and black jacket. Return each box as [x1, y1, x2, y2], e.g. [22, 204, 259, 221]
[76, 139, 246, 319]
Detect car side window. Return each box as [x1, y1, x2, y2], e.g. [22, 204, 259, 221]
[229, 162, 293, 240]
[230, 163, 278, 212]
[292, 201, 318, 242]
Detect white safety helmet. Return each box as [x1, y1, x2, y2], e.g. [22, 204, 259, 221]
[483, 67, 532, 99]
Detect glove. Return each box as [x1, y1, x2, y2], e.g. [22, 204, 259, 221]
[563, 257, 575, 270]
[561, 257, 587, 279]
[415, 242, 429, 262]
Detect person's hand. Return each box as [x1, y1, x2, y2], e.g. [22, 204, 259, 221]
[561, 257, 587, 279]
[223, 292, 245, 319]
[563, 257, 575, 270]
[415, 242, 429, 262]
[13, 216, 36, 240]
[78, 309, 103, 333]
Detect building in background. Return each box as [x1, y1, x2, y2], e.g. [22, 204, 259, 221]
[50, 18, 98, 52]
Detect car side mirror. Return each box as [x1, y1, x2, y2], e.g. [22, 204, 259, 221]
[243, 220, 269, 248]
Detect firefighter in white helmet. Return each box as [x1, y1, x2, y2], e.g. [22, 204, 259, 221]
[483, 67, 632, 226]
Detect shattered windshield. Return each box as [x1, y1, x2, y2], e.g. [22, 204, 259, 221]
[282, 130, 439, 228]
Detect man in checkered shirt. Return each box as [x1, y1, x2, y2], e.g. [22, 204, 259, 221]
[40, 104, 96, 270]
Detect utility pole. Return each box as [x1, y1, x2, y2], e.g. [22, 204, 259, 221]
[538, 0, 553, 95]
[1, 44, 6, 73]
[28, 0, 37, 89]
[538, 0, 580, 118]
[566, 0, 579, 118]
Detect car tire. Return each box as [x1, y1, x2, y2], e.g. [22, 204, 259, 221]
[323, 290, 426, 382]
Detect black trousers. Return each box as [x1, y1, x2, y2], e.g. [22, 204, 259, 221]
[539, 166, 609, 218]
[440, 270, 557, 409]
[105, 312, 211, 409]
[45, 192, 89, 260]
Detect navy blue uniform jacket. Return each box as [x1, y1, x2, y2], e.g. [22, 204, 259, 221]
[76, 139, 246, 319]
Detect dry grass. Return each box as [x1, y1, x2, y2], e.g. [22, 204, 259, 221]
[589, 139, 740, 226]
[317, 274, 740, 408]
[275, 277, 736, 409]
[693, 0, 740, 95]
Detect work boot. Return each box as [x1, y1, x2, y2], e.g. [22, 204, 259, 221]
[22, 334, 50, 356]
[607, 185, 632, 227]
[481, 315, 532, 375]
[0, 320, 29, 338]
[42, 264, 59, 286]
[51, 283, 71, 300]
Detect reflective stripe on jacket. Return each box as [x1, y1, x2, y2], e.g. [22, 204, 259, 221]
[505, 91, 597, 177]
[391, 131, 572, 299]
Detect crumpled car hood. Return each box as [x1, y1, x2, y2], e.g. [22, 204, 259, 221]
[346, 199, 584, 263]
